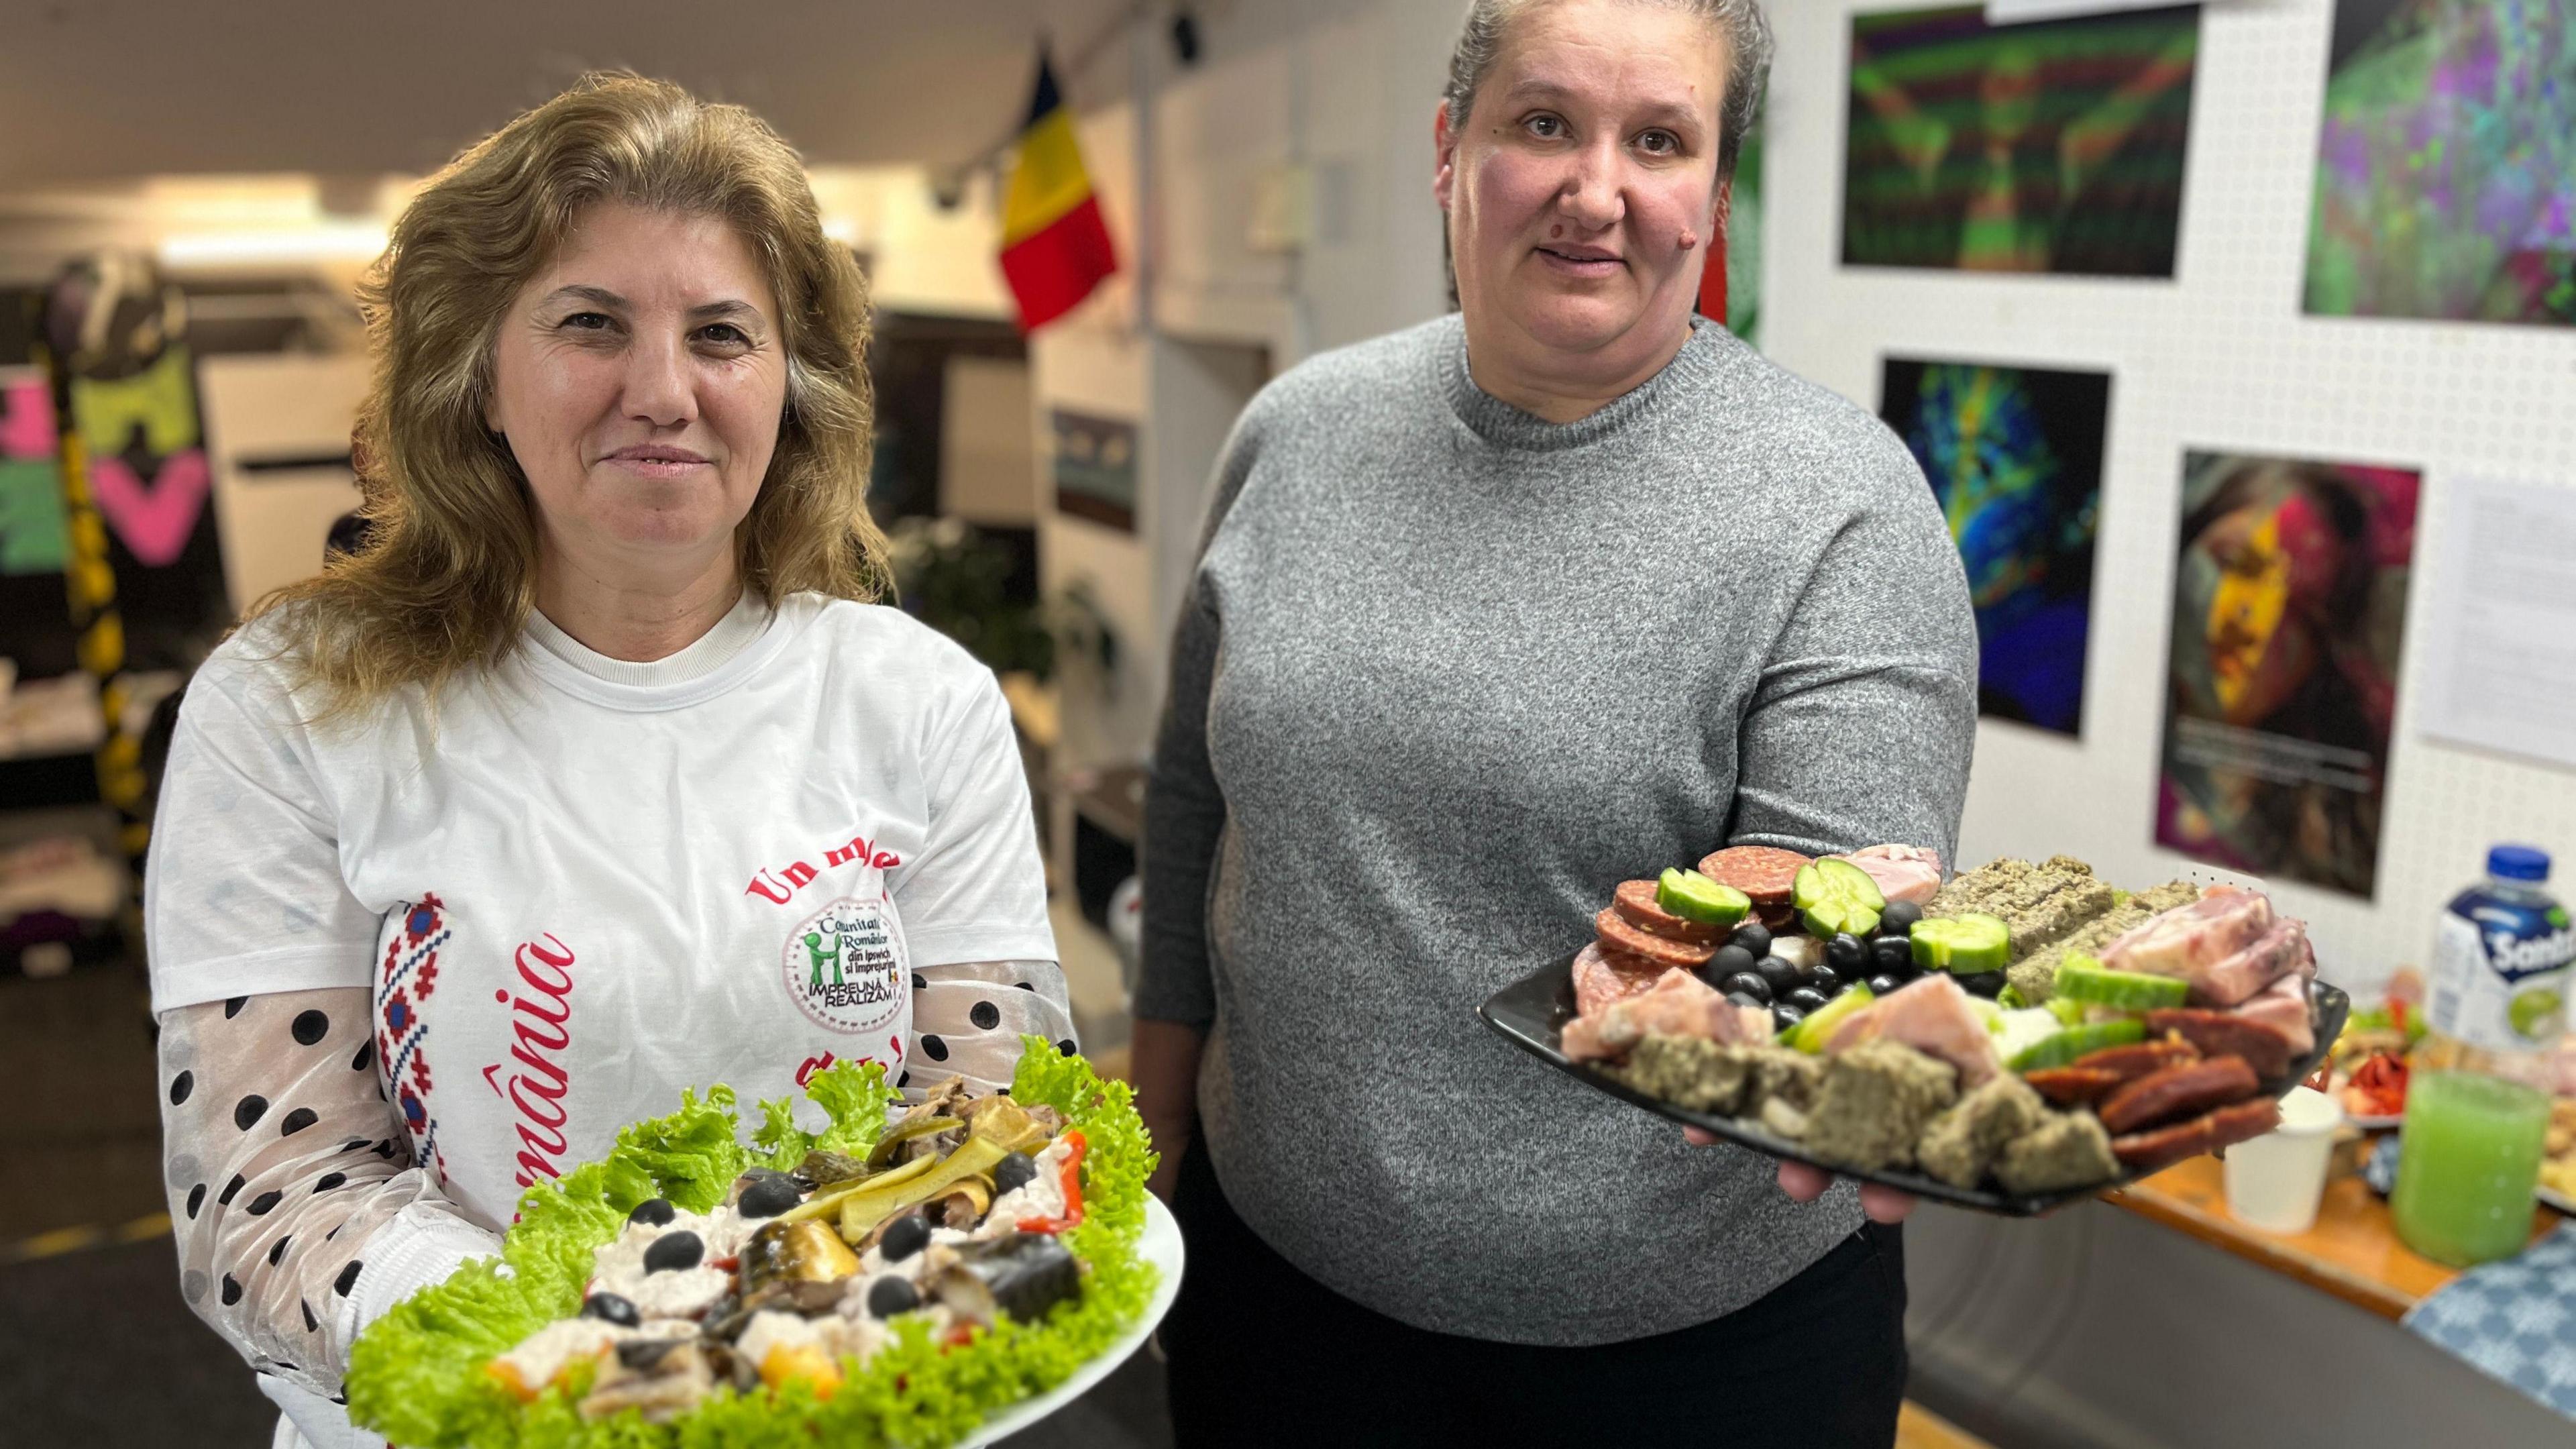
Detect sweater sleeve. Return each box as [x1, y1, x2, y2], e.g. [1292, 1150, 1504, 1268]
[158, 987, 501, 1401]
[1134, 407, 1269, 1030]
[1728, 435, 1980, 863]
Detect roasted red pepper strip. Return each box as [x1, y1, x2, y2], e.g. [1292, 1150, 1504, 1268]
[1016, 1129, 1087, 1234]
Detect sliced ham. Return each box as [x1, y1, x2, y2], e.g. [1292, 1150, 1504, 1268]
[2100, 885, 2275, 991]
[1833, 844, 1945, 906]
[2186, 918, 2314, 1008]
[2232, 969, 2316, 1058]
[1823, 973, 2002, 1087]
[1564, 967, 1767, 1064]
[1570, 943, 1666, 1019]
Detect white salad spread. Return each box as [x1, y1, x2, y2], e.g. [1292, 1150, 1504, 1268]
[586, 1204, 757, 1320]
[493, 1317, 693, 1391]
[976, 1134, 1073, 1238]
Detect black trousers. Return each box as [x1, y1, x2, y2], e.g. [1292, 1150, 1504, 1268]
[1163, 1142, 1909, 1447]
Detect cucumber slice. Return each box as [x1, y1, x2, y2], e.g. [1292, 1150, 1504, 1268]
[1996, 984, 2029, 1010]
[1909, 913, 2009, 973]
[2047, 997, 2088, 1027]
[1656, 868, 1751, 927]
[2006, 1018, 2147, 1073]
[2052, 955, 2188, 1010]
[1794, 859, 1885, 938]
[1790, 983, 1878, 1054]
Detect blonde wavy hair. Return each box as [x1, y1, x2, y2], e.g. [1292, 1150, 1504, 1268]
[246, 72, 888, 718]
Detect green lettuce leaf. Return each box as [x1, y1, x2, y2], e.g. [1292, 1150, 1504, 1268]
[345, 1040, 1158, 1448]
[751, 1095, 814, 1174]
[805, 1059, 900, 1156]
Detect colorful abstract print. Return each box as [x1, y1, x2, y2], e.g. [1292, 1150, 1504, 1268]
[2307, 0, 2576, 326]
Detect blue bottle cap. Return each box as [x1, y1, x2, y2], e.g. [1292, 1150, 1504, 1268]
[2487, 845, 2551, 882]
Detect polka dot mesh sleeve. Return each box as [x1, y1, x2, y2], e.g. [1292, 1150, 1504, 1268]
[158, 986, 500, 1400]
[907, 958, 1077, 1093]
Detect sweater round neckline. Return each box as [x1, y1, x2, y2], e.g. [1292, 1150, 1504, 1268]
[1438, 313, 1729, 452]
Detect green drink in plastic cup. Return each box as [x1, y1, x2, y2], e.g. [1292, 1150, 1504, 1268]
[2390, 1069, 2549, 1267]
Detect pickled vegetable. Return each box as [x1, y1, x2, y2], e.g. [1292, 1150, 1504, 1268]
[2006, 1018, 2148, 1073]
[1794, 859, 1886, 938]
[1790, 983, 1878, 1054]
[1909, 913, 2009, 974]
[1658, 868, 1753, 927]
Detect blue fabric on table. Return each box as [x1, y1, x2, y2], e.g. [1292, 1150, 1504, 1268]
[2365, 1134, 2400, 1195]
[2402, 1222, 2576, 1418]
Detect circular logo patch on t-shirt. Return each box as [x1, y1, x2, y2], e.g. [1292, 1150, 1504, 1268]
[782, 897, 907, 1034]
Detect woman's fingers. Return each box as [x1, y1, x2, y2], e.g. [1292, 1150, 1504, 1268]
[1776, 1159, 1833, 1201]
[1857, 1182, 1920, 1224]
[1774, 1159, 1920, 1223]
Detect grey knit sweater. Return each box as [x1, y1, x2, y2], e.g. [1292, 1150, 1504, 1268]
[1139, 313, 1978, 1346]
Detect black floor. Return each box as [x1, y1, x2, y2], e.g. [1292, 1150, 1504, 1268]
[0, 965, 1171, 1448]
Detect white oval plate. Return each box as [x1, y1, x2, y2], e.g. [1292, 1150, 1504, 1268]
[955, 1193, 1185, 1448]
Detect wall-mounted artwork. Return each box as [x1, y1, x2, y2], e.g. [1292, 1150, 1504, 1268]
[1050, 409, 1136, 533]
[2157, 451, 2421, 899]
[1843, 3, 2200, 276]
[2305, 0, 2575, 327]
[1882, 358, 2107, 737]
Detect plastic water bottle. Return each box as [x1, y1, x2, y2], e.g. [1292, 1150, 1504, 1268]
[2391, 845, 2569, 1266]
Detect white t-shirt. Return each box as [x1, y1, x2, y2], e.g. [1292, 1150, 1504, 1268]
[148, 589, 1059, 1228]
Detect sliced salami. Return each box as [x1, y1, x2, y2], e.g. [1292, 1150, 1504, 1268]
[1595, 908, 1718, 971]
[1571, 943, 1669, 1018]
[1611, 880, 1722, 944]
[2143, 1009, 2296, 1081]
[2067, 1039, 2202, 1084]
[1695, 846, 1813, 903]
[2096, 1056, 2259, 1136]
[2023, 1066, 2123, 1106]
[2109, 1097, 2282, 1172]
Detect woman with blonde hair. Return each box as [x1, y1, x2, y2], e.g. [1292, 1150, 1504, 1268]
[1137, 0, 1972, 1442]
[145, 74, 1071, 1448]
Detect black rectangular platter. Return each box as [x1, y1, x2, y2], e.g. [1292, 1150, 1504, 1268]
[1477, 953, 2351, 1217]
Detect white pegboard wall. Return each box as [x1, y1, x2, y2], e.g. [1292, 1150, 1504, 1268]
[1760, 1, 2576, 987]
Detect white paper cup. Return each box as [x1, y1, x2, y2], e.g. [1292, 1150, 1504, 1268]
[2222, 1086, 2345, 1234]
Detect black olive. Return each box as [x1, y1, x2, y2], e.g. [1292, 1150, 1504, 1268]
[1870, 934, 1915, 977]
[1754, 955, 1802, 996]
[1825, 932, 1868, 973]
[642, 1230, 704, 1274]
[616, 1338, 682, 1371]
[627, 1197, 676, 1227]
[1957, 971, 2007, 1000]
[867, 1275, 922, 1319]
[582, 1292, 641, 1328]
[1783, 986, 1831, 1013]
[992, 1152, 1040, 1197]
[1801, 961, 1844, 995]
[1698, 944, 1758, 988]
[737, 1177, 802, 1219]
[1771, 1003, 1808, 1033]
[1878, 900, 1924, 936]
[1866, 973, 1904, 997]
[877, 1212, 932, 1263]
[1718, 971, 1773, 1006]
[1728, 922, 1773, 959]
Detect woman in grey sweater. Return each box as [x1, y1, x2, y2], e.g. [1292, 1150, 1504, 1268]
[1135, 1, 1976, 1442]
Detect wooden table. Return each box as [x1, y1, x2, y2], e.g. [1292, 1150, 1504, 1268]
[2103, 1152, 2561, 1320]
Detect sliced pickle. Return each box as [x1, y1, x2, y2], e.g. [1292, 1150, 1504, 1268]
[864, 1114, 964, 1170]
[773, 1151, 942, 1226]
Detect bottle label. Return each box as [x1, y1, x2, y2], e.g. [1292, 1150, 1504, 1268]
[2426, 903, 2574, 1051]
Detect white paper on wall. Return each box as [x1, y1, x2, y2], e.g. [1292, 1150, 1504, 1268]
[2418, 477, 2576, 772]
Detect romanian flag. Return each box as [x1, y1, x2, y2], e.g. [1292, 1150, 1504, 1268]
[999, 54, 1118, 331]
